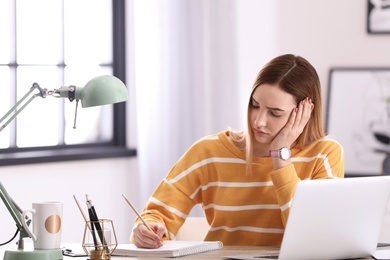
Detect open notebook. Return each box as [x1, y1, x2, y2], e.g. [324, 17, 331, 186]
[113, 240, 223, 258]
[227, 176, 390, 260]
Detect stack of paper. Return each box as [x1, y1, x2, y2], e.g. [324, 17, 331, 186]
[113, 240, 223, 258]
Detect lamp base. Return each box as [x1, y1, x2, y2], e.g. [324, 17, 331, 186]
[3, 248, 62, 260]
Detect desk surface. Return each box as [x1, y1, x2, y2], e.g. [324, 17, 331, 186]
[112, 246, 277, 259]
[0, 243, 376, 260]
[0, 243, 277, 260]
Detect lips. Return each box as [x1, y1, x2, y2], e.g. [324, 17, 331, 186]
[253, 128, 267, 136]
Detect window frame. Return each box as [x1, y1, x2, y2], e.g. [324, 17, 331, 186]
[0, 0, 136, 166]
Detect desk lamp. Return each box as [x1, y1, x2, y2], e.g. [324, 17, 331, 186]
[0, 75, 128, 131]
[0, 75, 128, 260]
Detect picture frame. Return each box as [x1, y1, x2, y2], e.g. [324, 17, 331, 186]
[367, 0, 390, 34]
[326, 68, 390, 176]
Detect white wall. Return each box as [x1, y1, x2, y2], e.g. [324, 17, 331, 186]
[2, 0, 390, 247]
[274, 0, 390, 102]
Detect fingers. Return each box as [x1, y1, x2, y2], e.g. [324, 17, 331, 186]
[296, 97, 311, 122]
[271, 97, 314, 150]
[291, 97, 313, 130]
[133, 222, 164, 249]
[155, 224, 166, 238]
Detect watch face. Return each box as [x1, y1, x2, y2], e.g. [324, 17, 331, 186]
[280, 147, 291, 160]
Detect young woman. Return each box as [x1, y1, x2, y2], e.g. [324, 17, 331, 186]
[130, 54, 344, 248]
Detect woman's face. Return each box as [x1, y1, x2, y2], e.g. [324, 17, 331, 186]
[249, 84, 297, 146]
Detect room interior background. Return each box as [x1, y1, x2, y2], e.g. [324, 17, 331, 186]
[1, 0, 390, 245]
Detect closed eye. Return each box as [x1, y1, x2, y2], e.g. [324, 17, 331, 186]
[267, 106, 285, 117]
[250, 97, 259, 108]
[251, 97, 285, 118]
[269, 110, 282, 117]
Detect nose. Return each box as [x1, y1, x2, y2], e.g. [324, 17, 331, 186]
[253, 109, 267, 128]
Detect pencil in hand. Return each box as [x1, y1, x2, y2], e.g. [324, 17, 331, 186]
[122, 193, 155, 233]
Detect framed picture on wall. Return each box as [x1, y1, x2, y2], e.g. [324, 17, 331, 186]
[367, 0, 390, 34]
[326, 68, 390, 176]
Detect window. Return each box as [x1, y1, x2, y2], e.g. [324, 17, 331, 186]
[0, 0, 135, 166]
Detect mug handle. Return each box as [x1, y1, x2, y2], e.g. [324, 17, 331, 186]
[22, 209, 37, 241]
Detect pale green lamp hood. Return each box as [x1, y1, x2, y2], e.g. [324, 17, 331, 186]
[80, 75, 128, 108]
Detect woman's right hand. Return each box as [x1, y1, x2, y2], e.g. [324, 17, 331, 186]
[270, 97, 314, 151]
[132, 222, 165, 248]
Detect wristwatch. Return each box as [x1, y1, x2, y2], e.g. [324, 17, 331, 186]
[269, 147, 291, 160]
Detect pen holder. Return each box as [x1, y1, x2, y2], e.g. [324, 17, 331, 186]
[82, 219, 118, 260]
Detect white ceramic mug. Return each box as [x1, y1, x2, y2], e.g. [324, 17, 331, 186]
[21, 201, 63, 249]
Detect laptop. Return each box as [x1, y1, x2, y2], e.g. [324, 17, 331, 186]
[227, 176, 390, 260]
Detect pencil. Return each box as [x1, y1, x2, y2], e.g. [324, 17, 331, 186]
[122, 193, 155, 233]
[73, 195, 91, 230]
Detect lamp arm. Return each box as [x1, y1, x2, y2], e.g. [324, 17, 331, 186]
[0, 83, 84, 134]
[0, 83, 48, 132]
[52, 85, 83, 101]
[0, 181, 31, 248]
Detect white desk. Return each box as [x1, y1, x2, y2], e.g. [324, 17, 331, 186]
[0, 243, 376, 260]
[1, 243, 277, 260]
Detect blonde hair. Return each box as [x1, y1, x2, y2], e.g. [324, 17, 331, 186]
[230, 54, 324, 175]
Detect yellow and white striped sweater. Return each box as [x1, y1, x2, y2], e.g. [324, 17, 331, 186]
[137, 130, 344, 246]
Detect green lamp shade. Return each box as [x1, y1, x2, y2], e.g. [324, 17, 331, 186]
[81, 75, 128, 108]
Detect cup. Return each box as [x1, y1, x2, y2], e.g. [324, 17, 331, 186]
[21, 201, 63, 249]
[82, 219, 117, 260]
